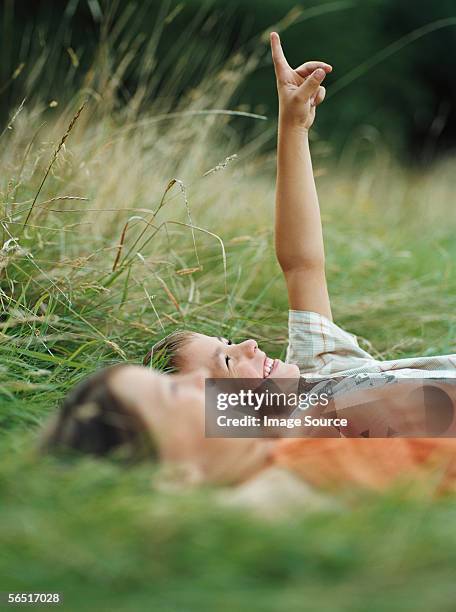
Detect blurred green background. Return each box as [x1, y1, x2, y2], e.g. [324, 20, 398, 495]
[2, 0, 456, 162]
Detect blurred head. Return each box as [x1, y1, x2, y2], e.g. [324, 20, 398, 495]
[144, 330, 300, 379]
[41, 364, 154, 462]
[41, 364, 271, 484]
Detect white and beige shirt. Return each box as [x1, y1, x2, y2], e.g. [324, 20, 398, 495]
[286, 310, 456, 380]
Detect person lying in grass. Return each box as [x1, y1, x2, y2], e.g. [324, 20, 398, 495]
[41, 364, 271, 485]
[41, 363, 456, 496]
[144, 32, 456, 381]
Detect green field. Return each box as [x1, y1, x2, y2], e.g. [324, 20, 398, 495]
[2, 12, 456, 611]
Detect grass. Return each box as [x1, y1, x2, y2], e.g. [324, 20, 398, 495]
[2, 5, 456, 611]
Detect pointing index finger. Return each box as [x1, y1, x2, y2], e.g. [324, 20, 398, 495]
[270, 32, 290, 81]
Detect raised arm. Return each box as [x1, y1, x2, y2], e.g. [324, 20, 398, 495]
[271, 32, 333, 320]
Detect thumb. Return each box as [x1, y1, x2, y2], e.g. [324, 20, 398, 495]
[298, 68, 326, 100]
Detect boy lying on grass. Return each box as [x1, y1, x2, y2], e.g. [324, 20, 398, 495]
[144, 32, 456, 382]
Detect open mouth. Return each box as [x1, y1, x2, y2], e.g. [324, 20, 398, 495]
[263, 356, 277, 378]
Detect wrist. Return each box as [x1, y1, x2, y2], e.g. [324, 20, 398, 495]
[278, 114, 310, 136]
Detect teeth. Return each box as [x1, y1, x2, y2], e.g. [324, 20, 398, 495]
[264, 357, 274, 377]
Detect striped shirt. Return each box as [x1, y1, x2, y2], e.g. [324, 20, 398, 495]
[286, 310, 456, 380]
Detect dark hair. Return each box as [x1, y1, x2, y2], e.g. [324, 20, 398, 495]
[41, 365, 157, 462]
[143, 330, 195, 373]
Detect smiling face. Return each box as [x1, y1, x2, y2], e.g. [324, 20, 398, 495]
[109, 365, 272, 484]
[176, 333, 300, 379]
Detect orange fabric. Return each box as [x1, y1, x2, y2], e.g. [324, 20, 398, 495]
[272, 438, 456, 493]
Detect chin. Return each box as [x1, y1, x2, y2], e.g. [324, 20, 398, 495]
[272, 360, 300, 378]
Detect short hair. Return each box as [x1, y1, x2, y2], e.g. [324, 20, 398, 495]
[40, 365, 157, 462]
[143, 329, 195, 373]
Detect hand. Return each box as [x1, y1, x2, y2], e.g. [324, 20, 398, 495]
[270, 32, 332, 130]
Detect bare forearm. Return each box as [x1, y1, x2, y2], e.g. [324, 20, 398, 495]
[270, 32, 332, 317]
[275, 119, 325, 271]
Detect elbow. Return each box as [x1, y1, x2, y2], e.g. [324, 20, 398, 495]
[277, 254, 326, 275]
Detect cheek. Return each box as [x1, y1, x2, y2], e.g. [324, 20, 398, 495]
[236, 362, 260, 378]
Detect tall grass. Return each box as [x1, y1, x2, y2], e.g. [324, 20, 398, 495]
[2, 89, 455, 400]
[2, 3, 454, 402]
[1, 4, 456, 610]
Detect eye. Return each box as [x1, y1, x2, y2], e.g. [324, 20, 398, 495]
[225, 355, 231, 369]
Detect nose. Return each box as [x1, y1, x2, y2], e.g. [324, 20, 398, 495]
[238, 339, 258, 358]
